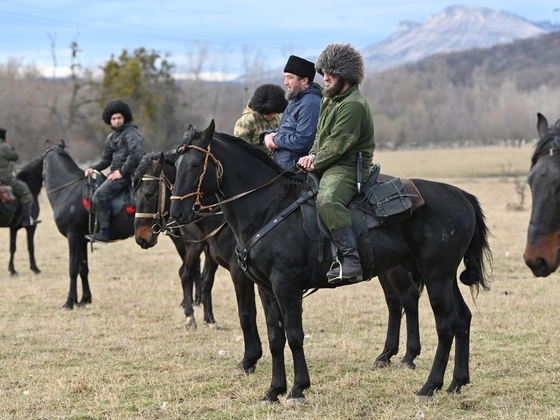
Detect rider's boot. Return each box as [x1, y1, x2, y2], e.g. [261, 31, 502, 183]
[326, 227, 363, 284]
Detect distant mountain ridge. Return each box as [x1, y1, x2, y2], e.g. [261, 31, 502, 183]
[362, 5, 555, 71]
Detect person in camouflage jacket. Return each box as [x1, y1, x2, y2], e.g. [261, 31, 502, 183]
[298, 43, 375, 284]
[234, 84, 287, 147]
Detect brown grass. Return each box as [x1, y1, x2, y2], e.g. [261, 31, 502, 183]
[2, 145, 560, 419]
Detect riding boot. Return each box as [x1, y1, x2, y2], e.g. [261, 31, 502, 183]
[326, 227, 363, 284]
[20, 202, 33, 227]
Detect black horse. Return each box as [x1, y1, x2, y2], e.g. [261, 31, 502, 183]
[524, 113, 560, 276]
[43, 140, 135, 309]
[135, 149, 426, 374]
[170, 121, 492, 403]
[0, 155, 43, 275]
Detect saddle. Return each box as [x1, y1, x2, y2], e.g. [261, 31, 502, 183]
[300, 164, 425, 270]
[82, 172, 136, 217]
[0, 181, 16, 204]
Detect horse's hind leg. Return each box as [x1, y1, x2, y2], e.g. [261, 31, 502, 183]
[63, 234, 84, 309]
[374, 265, 421, 370]
[77, 238, 91, 306]
[446, 278, 472, 394]
[25, 225, 41, 273]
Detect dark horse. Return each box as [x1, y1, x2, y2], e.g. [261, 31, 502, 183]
[0, 155, 43, 275]
[133, 154, 221, 332]
[135, 149, 427, 374]
[170, 121, 492, 403]
[43, 140, 136, 309]
[524, 113, 560, 276]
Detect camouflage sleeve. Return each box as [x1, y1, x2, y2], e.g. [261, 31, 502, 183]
[234, 115, 257, 144]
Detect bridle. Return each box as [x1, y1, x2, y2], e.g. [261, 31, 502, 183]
[170, 143, 224, 213]
[134, 169, 174, 234]
[170, 142, 293, 214]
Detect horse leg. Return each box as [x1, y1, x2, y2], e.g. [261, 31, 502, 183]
[9, 227, 18, 276]
[180, 244, 201, 331]
[200, 252, 219, 328]
[77, 239, 91, 306]
[416, 275, 456, 401]
[63, 233, 83, 310]
[193, 257, 202, 305]
[25, 225, 41, 273]
[258, 288, 287, 404]
[446, 277, 472, 394]
[232, 268, 261, 375]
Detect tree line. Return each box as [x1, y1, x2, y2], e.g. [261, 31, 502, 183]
[2, 31, 560, 163]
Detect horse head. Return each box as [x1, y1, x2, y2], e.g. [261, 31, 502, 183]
[524, 113, 560, 276]
[134, 152, 176, 248]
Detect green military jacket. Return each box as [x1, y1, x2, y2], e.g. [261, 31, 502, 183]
[233, 104, 282, 145]
[0, 142, 18, 182]
[310, 85, 375, 173]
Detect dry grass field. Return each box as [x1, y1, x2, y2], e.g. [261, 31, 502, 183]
[2, 144, 560, 419]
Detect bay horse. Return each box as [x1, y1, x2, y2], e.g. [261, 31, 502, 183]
[0, 155, 43, 275]
[524, 113, 560, 276]
[134, 149, 425, 374]
[170, 121, 492, 403]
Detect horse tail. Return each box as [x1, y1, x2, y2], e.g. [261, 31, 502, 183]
[458, 190, 493, 296]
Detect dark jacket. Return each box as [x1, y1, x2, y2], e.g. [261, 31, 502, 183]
[92, 123, 144, 178]
[269, 82, 322, 170]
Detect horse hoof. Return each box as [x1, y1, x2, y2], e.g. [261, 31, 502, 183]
[398, 361, 416, 370]
[233, 364, 256, 377]
[261, 396, 280, 405]
[62, 304, 73, 311]
[415, 394, 434, 404]
[372, 360, 390, 370]
[286, 397, 305, 405]
[206, 322, 221, 330]
[185, 317, 197, 332]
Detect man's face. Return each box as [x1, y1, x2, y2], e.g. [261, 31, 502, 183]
[322, 73, 345, 99]
[110, 113, 125, 128]
[284, 73, 304, 101]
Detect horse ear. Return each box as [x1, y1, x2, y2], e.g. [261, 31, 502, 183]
[537, 113, 549, 139]
[201, 120, 216, 148]
[154, 152, 165, 173]
[44, 139, 50, 149]
[60, 139, 66, 147]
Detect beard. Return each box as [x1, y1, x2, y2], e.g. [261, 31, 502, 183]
[323, 78, 345, 98]
[285, 85, 301, 101]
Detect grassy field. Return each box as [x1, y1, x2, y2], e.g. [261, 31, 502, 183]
[3, 144, 560, 419]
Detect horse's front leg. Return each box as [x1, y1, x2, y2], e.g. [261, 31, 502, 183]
[63, 234, 83, 309]
[9, 227, 18, 276]
[180, 245, 202, 331]
[258, 288, 287, 404]
[77, 238, 91, 306]
[200, 251, 219, 328]
[25, 225, 41, 273]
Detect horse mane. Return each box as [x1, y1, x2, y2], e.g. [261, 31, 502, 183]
[16, 155, 44, 196]
[47, 143, 86, 179]
[133, 150, 178, 191]
[531, 120, 560, 168]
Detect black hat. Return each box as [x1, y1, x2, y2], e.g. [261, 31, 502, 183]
[0, 128, 5, 141]
[283, 55, 316, 82]
[249, 84, 288, 115]
[102, 99, 133, 125]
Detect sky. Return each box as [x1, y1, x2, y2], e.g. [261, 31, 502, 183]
[1, 0, 560, 79]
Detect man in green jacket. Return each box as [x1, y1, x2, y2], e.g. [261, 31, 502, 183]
[0, 128, 36, 226]
[297, 43, 375, 284]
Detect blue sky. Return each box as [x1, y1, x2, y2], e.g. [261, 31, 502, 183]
[1, 0, 559, 78]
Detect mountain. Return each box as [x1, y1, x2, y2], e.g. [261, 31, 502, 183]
[362, 5, 553, 71]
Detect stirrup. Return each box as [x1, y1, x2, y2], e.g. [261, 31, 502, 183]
[327, 259, 344, 284]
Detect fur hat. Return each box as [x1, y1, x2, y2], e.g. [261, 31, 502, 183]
[249, 84, 288, 115]
[315, 43, 365, 85]
[0, 128, 5, 141]
[102, 99, 133, 125]
[283, 55, 316, 82]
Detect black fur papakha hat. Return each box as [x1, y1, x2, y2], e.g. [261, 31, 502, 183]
[249, 84, 288, 115]
[315, 43, 365, 85]
[102, 99, 133, 125]
[283, 55, 316, 82]
[0, 128, 6, 140]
